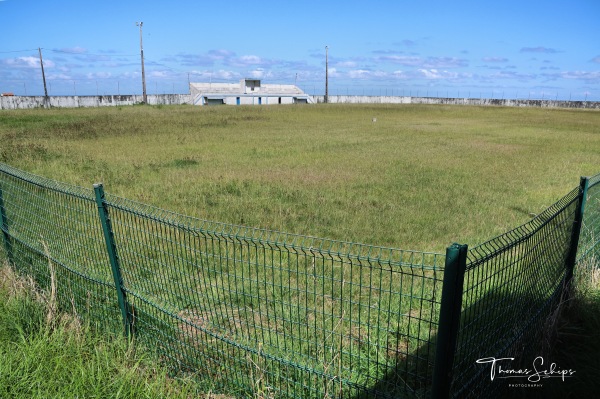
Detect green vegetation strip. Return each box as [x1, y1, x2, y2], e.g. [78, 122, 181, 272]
[0, 104, 598, 398]
[1, 104, 598, 251]
[0, 262, 206, 399]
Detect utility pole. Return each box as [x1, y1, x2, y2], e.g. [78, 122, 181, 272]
[136, 22, 147, 104]
[325, 46, 329, 103]
[38, 48, 48, 99]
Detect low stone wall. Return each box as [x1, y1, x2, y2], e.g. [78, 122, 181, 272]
[2, 94, 598, 110]
[0, 94, 192, 110]
[314, 95, 600, 109]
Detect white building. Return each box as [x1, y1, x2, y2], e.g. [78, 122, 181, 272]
[190, 79, 314, 106]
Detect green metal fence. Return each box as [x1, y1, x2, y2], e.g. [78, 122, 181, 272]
[450, 187, 580, 398]
[578, 173, 600, 265]
[0, 161, 598, 399]
[0, 162, 444, 398]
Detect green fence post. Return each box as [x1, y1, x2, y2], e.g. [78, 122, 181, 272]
[0, 185, 14, 264]
[431, 243, 468, 399]
[565, 176, 590, 288]
[94, 183, 132, 338]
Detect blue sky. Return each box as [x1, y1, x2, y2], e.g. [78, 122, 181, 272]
[1, 0, 599, 100]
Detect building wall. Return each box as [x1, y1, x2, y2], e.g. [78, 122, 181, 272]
[0, 94, 192, 110]
[196, 95, 304, 106]
[314, 95, 600, 109]
[3, 94, 598, 110]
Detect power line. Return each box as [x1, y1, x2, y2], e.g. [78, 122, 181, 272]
[49, 49, 137, 57]
[0, 49, 39, 54]
[0, 48, 137, 57]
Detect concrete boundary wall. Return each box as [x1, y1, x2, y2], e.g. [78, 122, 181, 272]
[2, 93, 599, 110]
[314, 95, 600, 109]
[0, 94, 192, 110]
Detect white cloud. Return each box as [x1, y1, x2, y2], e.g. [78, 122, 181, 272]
[57, 47, 87, 54]
[417, 69, 445, 79]
[4, 56, 53, 69]
[549, 71, 600, 82]
[377, 55, 422, 66]
[208, 49, 235, 61]
[46, 73, 72, 80]
[347, 69, 369, 79]
[248, 68, 267, 78]
[376, 55, 467, 68]
[417, 69, 464, 79]
[189, 69, 240, 80]
[237, 55, 262, 65]
[392, 70, 409, 79]
[520, 46, 560, 54]
[347, 69, 384, 79]
[86, 71, 112, 79]
[213, 70, 239, 80]
[423, 57, 468, 68]
[482, 57, 508, 63]
[175, 50, 237, 67]
[395, 39, 417, 47]
[336, 61, 358, 68]
[488, 71, 536, 80]
[149, 71, 169, 78]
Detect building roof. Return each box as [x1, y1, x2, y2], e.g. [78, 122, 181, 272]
[190, 79, 305, 96]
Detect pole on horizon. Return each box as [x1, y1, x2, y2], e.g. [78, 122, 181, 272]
[325, 46, 329, 104]
[136, 22, 147, 104]
[38, 48, 48, 99]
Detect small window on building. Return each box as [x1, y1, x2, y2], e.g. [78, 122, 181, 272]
[206, 98, 225, 106]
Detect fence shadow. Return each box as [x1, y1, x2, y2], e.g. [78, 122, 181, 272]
[352, 281, 565, 399]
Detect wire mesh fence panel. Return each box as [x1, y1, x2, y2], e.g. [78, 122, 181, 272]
[102, 193, 445, 398]
[450, 188, 580, 398]
[578, 172, 600, 266]
[0, 163, 121, 332]
[2, 161, 600, 399]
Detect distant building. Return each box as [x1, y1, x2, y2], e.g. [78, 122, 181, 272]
[190, 79, 314, 106]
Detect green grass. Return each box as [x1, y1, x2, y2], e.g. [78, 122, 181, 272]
[0, 262, 214, 399]
[0, 104, 598, 397]
[536, 257, 600, 399]
[1, 104, 598, 251]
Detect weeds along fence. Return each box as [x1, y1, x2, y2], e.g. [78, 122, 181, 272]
[0, 161, 598, 399]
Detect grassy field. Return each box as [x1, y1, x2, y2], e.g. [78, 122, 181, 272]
[1, 104, 598, 252]
[0, 103, 598, 397]
[0, 261, 209, 399]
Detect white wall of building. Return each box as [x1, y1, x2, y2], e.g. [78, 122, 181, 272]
[3, 94, 598, 110]
[313, 95, 600, 109]
[0, 94, 192, 110]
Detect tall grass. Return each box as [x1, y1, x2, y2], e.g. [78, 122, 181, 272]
[0, 261, 214, 399]
[0, 104, 598, 397]
[535, 256, 600, 398]
[1, 104, 598, 251]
